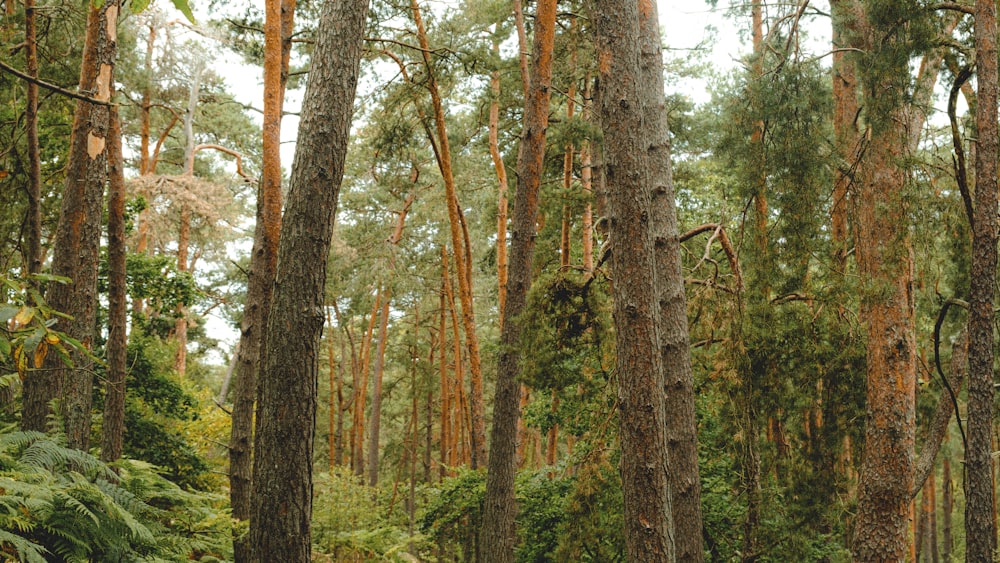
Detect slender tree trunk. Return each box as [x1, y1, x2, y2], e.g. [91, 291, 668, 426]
[850, 7, 918, 557]
[581, 74, 595, 274]
[489, 39, 509, 330]
[24, 0, 41, 278]
[101, 100, 127, 463]
[367, 292, 391, 486]
[439, 256, 451, 478]
[329, 325, 339, 470]
[353, 294, 380, 478]
[943, 453, 953, 560]
[966, 1, 999, 559]
[230, 0, 294, 550]
[480, 0, 557, 559]
[409, 0, 488, 469]
[830, 0, 861, 274]
[639, 2, 703, 559]
[24, 0, 118, 446]
[593, 0, 675, 559]
[249, 0, 369, 559]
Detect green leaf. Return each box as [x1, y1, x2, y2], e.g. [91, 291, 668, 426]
[129, 0, 151, 14]
[0, 305, 19, 324]
[171, 0, 195, 23]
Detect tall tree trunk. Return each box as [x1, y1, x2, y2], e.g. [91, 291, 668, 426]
[409, 0, 487, 468]
[230, 0, 294, 549]
[850, 6, 918, 558]
[966, 0, 999, 559]
[581, 74, 595, 274]
[353, 294, 380, 478]
[489, 39, 509, 330]
[24, 0, 118, 446]
[480, 0, 557, 558]
[24, 0, 41, 278]
[943, 453, 953, 560]
[830, 0, 861, 274]
[438, 255, 451, 478]
[367, 291, 391, 486]
[640, 2, 703, 560]
[593, 0, 675, 559]
[101, 100, 127, 463]
[249, 0, 369, 559]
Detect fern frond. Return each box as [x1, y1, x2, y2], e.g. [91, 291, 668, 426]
[0, 528, 48, 563]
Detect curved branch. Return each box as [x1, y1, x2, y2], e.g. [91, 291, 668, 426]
[933, 298, 969, 454]
[187, 143, 255, 181]
[680, 223, 744, 291]
[949, 65, 975, 228]
[0, 59, 112, 106]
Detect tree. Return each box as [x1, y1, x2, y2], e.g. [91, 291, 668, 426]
[480, 0, 557, 559]
[965, 0, 998, 558]
[593, 0, 674, 559]
[230, 0, 296, 556]
[22, 0, 119, 449]
[640, 1, 703, 559]
[248, 0, 370, 559]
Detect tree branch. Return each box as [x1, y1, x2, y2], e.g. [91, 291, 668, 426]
[0, 59, 111, 106]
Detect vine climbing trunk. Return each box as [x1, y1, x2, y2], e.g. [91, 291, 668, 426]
[481, 0, 557, 559]
[249, 0, 369, 559]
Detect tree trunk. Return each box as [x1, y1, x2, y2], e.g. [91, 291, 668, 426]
[639, 2, 703, 559]
[966, 1, 999, 559]
[850, 7, 918, 557]
[489, 39, 509, 331]
[593, 0, 675, 559]
[249, 0, 369, 559]
[480, 0, 557, 559]
[409, 0, 487, 468]
[830, 0, 861, 274]
[24, 0, 41, 278]
[101, 99, 127, 463]
[438, 256, 451, 478]
[367, 292, 391, 486]
[230, 0, 293, 550]
[24, 0, 118, 447]
[943, 454, 953, 560]
[353, 293, 381, 478]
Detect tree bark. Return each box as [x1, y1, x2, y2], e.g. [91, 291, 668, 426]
[850, 6, 918, 558]
[965, 0, 999, 559]
[101, 99, 127, 463]
[640, 1, 703, 559]
[367, 291, 391, 486]
[830, 0, 861, 274]
[24, 0, 41, 278]
[24, 0, 118, 447]
[593, 0, 675, 559]
[249, 0, 369, 559]
[480, 0, 557, 559]
[230, 0, 293, 551]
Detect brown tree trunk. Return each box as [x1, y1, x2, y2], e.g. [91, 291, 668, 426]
[830, 0, 861, 274]
[409, 0, 487, 469]
[24, 0, 118, 447]
[24, 0, 41, 278]
[101, 100, 127, 463]
[966, 1, 999, 559]
[438, 255, 451, 478]
[248, 0, 369, 559]
[593, 0, 675, 559]
[850, 8, 918, 558]
[581, 74, 595, 274]
[489, 39, 509, 331]
[480, 0, 557, 559]
[943, 454, 953, 560]
[367, 291, 391, 486]
[230, 0, 294, 551]
[639, 1, 703, 559]
[353, 294, 381, 478]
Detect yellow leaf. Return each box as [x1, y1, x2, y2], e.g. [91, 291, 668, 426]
[10, 307, 34, 330]
[45, 332, 60, 345]
[33, 341, 47, 368]
[14, 345, 26, 381]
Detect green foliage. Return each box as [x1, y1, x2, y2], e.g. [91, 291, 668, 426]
[0, 428, 230, 562]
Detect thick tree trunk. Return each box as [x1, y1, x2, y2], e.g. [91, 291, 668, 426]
[480, 0, 557, 559]
[230, 0, 292, 551]
[593, 0, 675, 559]
[640, 2, 703, 560]
[850, 9, 918, 554]
[966, 1, 999, 559]
[101, 100, 127, 463]
[248, 0, 369, 559]
[24, 0, 118, 446]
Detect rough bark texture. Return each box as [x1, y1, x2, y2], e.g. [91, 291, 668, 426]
[593, 0, 675, 559]
[830, 0, 861, 274]
[101, 102, 127, 463]
[24, 1, 117, 446]
[850, 7, 918, 557]
[965, 0, 998, 558]
[24, 0, 42, 278]
[230, 0, 292, 554]
[640, 1, 703, 559]
[480, 0, 557, 559]
[248, 0, 369, 559]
